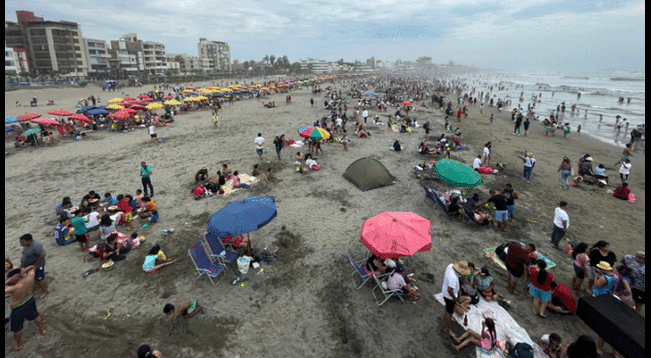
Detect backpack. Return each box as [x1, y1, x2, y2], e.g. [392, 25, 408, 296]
[509, 342, 534, 358]
[192, 185, 206, 197]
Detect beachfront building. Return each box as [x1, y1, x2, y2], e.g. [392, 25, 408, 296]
[5, 10, 87, 77]
[108, 33, 145, 77]
[84, 38, 110, 77]
[300, 58, 335, 74]
[5, 46, 30, 75]
[142, 40, 167, 75]
[197, 38, 231, 73]
[165, 54, 181, 74]
[168, 53, 202, 74]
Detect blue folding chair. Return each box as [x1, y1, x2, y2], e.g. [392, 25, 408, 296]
[188, 241, 224, 285]
[204, 233, 239, 268]
[348, 253, 373, 290]
[423, 185, 452, 217]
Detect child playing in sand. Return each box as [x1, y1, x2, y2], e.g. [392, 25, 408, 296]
[142, 244, 177, 274]
[266, 168, 282, 182]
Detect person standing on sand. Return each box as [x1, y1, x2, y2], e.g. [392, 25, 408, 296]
[362, 108, 368, 124]
[254, 133, 265, 159]
[523, 117, 531, 136]
[442, 261, 472, 339]
[482, 142, 491, 167]
[5, 266, 47, 351]
[489, 113, 494, 125]
[550, 201, 569, 250]
[616, 159, 631, 184]
[614, 144, 632, 167]
[140, 161, 154, 197]
[273, 134, 284, 160]
[558, 157, 572, 189]
[19, 234, 48, 297]
[149, 124, 161, 143]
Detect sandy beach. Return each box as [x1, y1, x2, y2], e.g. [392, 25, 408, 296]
[4, 78, 645, 357]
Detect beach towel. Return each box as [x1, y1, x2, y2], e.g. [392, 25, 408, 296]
[434, 293, 548, 358]
[628, 194, 636, 203]
[290, 142, 304, 148]
[484, 244, 556, 270]
[221, 174, 260, 196]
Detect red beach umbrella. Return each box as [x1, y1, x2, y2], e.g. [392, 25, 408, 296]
[119, 102, 131, 107]
[130, 105, 147, 111]
[163, 95, 173, 100]
[123, 96, 136, 101]
[69, 113, 92, 124]
[140, 97, 154, 103]
[125, 108, 137, 115]
[137, 94, 150, 99]
[108, 110, 132, 121]
[17, 113, 42, 122]
[47, 109, 73, 117]
[32, 117, 61, 126]
[360, 212, 432, 259]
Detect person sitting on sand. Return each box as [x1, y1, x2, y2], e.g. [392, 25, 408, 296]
[451, 318, 497, 352]
[266, 168, 282, 182]
[138, 197, 156, 219]
[222, 164, 233, 180]
[612, 182, 630, 200]
[418, 140, 436, 155]
[142, 245, 177, 274]
[594, 164, 609, 185]
[195, 165, 208, 182]
[357, 125, 370, 138]
[102, 233, 131, 262]
[98, 214, 118, 241]
[473, 267, 507, 304]
[164, 298, 203, 336]
[447, 197, 466, 222]
[252, 164, 260, 177]
[295, 152, 305, 161]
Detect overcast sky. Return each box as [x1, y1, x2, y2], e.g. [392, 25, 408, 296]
[6, 0, 645, 74]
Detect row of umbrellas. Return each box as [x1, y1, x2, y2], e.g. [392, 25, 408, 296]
[206, 196, 432, 260]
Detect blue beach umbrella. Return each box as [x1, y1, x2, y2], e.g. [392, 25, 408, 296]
[86, 109, 109, 116]
[5, 116, 18, 124]
[207, 196, 277, 238]
[5, 126, 15, 132]
[362, 91, 379, 97]
[79, 106, 97, 113]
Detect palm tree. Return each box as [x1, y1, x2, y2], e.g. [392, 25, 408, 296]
[269, 55, 276, 67]
[263, 55, 269, 65]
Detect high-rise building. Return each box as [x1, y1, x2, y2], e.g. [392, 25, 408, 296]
[84, 38, 110, 75]
[5, 10, 87, 76]
[108, 33, 145, 76]
[142, 40, 167, 74]
[197, 38, 230, 73]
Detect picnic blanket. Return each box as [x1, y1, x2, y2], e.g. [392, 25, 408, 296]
[434, 293, 548, 358]
[484, 244, 556, 270]
[289, 141, 304, 148]
[221, 174, 259, 195]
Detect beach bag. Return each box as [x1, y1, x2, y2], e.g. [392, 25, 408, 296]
[509, 342, 534, 358]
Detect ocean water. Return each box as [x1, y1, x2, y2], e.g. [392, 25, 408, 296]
[463, 71, 645, 147]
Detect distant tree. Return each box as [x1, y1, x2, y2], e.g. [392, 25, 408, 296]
[269, 55, 276, 67]
[448, 60, 455, 66]
[263, 55, 269, 65]
[336, 58, 345, 65]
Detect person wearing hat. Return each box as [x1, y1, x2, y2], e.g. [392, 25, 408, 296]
[441, 261, 472, 338]
[592, 261, 617, 297]
[195, 165, 208, 182]
[622, 251, 645, 312]
[578, 156, 594, 177]
[518, 152, 536, 183]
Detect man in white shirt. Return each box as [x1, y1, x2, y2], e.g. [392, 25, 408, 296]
[149, 124, 161, 143]
[551, 201, 569, 249]
[617, 159, 631, 183]
[254, 133, 265, 159]
[522, 152, 536, 183]
[442, 261, 472, 338]
[472, 156, 482, 170]
[362, 109, 368, 123]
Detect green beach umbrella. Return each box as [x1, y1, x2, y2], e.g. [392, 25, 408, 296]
[22, 128, 42, 136]
[434, 158, 483, 188]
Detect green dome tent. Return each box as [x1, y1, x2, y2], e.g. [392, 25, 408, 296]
[343, 157, 395, 191]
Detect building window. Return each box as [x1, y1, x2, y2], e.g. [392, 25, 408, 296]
[30, 28, 46, 36]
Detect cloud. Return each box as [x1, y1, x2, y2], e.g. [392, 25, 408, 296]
[5, 0, 645, 73]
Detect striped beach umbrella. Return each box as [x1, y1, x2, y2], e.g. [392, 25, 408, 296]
[298, 126, 331, 140]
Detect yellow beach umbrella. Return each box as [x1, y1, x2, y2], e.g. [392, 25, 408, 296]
[197, 96, 209, 101]
[182, 89, 193, 94]
[183, 97, 197, 102]
[107, 98, 124, 103]
[164, 100, 182, 106]
[105, 104, 124, 110]
[146, 103, 164, 110]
